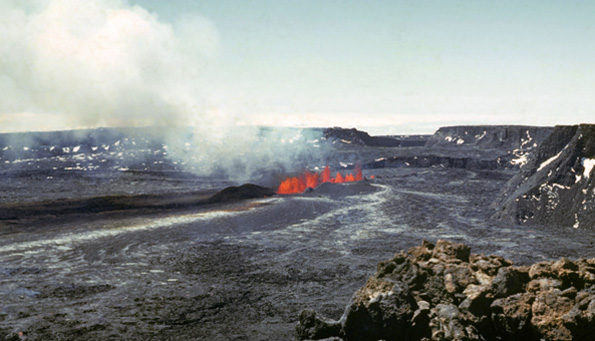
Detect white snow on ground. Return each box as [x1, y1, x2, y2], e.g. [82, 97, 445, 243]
[537, 144, 569, 171]
[551, 183, 570, 190]
[474, 131, 487, 140]
[445, 136, 453, 142]
[456, 138, 465, 145]
[519, 130, 533, 148]
[582, 158, 595, 179]
[73, 145, 81, 153]
[510, 154, 528, 167]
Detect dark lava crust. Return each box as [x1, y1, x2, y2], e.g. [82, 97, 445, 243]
[1, 125, 594, 340]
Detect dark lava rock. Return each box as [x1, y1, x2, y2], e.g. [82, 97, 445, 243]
[322, 127, 429, 147]
[297, 310, 342, 340]
[205, 184, 275, 203]
[296, 240, 595, 341]
[363, 125, 554, 172]
[491, 268, 524, 299]
[303, 179, 378, 197]
[341, 281, 417, 341]
[38, 284, 114, 299]
[425, 125, 553, 150]
[493, 124, 595, 229]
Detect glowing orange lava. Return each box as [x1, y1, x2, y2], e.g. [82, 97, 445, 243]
[277, 165, 364, 194]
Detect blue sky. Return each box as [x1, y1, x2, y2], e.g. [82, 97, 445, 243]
[1, 0, 594, 134]
[135, 0, 595, 133]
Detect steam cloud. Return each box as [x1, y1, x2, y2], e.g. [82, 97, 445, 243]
[0, 0, 320, 181]
[0, 0, 219, 127]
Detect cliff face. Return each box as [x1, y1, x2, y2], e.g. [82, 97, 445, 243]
[425, 126, 554, 168]
[425, 125, 553, 150]
[363, 126, 554, 171]
[492, 124, 595, 229]
[322, 127, 430, 147]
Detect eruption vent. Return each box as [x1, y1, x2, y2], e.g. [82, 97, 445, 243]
[277, 165, 363, 194]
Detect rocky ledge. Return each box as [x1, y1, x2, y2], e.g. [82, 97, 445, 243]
[297, 240, 595, 341]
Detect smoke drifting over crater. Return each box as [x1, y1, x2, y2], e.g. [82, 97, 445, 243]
[0, 0, 322, 180]
[1, 0, 218, 127]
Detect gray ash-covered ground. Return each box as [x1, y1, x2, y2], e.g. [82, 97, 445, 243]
[1, 126, 594, 340]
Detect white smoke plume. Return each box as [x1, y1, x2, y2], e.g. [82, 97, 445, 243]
[1, 0, 217, 126]
[0, 0, 320, 181]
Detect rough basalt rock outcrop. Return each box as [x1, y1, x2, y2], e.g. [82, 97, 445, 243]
[493, 124, 595, 229]
[297, 240, 595, 341]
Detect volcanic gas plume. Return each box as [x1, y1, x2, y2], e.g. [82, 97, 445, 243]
[277, 165, 363, 194]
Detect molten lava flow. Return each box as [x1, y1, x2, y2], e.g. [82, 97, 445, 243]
[277, 165, 364, 194]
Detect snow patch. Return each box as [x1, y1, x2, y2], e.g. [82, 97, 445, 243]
[519, 130, 533, 149]
[551, 183, 570, 190]
[537, 144, 569, 172]
[582, 158, 595, 179]
[510, 154, 528, 167]
[444, 136, 453, 142]
[456, 138, 465, 145]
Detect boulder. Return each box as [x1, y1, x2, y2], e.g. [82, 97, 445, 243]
[297, 240, 595, 341]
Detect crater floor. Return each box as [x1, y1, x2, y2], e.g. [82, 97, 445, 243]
[1, 167, 595, 340]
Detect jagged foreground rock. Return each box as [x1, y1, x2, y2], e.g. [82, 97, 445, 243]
[493, 124, 595, 229]
[296, 240, 595, 341]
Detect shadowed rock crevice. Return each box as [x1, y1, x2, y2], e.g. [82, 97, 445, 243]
[297, 240, 595, 341]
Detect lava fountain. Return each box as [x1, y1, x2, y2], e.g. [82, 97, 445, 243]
[277, 165, 364, 194]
